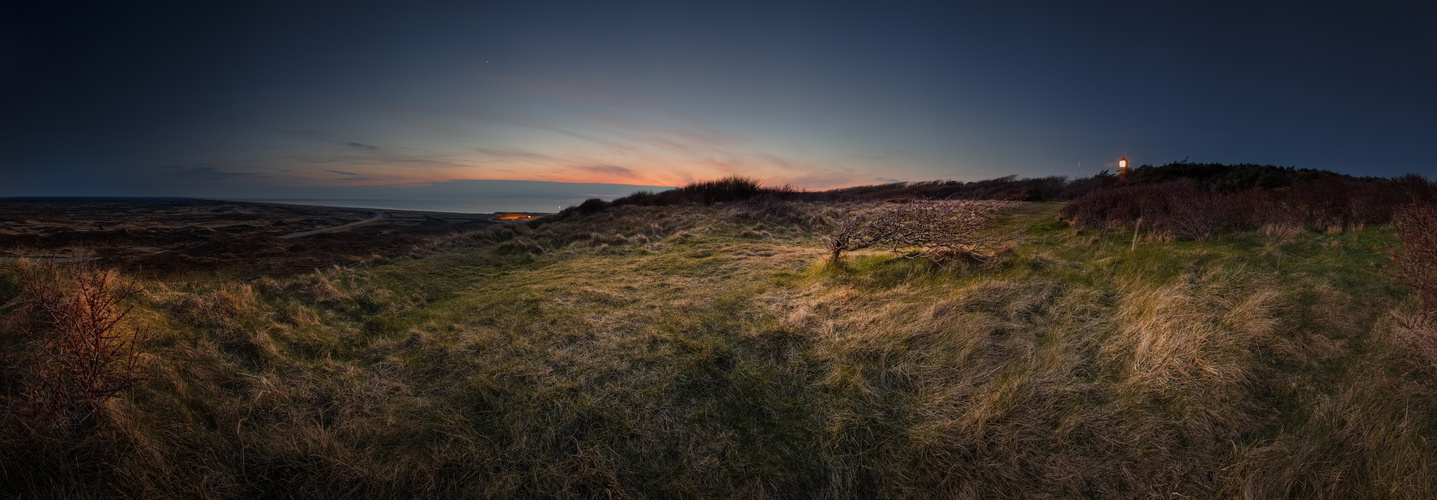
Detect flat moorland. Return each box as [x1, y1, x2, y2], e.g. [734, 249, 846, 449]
[0, 198, 501, 278]
[2, 194, 1435, 498]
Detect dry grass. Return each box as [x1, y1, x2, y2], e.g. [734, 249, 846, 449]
[3, 200, 1435, 498]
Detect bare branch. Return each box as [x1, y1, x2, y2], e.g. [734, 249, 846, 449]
[1, 260, 149, 425]
[1388, 202, 1437, 383]
[826, 200, 1018, 267]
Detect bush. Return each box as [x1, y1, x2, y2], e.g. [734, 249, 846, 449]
[675, 175, 765, 204]
[1164, 182, 1226, 241]
[559, 198, 611, 217]
[1058, 181, 1215, 237]
[1, 261, 147, 425]
[575, 176, 776, 214]
[1388, 202, 1437, 382]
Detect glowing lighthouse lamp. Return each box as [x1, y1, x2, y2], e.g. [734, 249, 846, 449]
[1116, 156, 1131, 180]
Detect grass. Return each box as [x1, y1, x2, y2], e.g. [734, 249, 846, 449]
[3, 201, 1436, 497]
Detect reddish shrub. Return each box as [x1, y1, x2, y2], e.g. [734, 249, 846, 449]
[1389, 202, 1437, 324]
[1388, 201, 1437, 383]
[1164, 182, 1225, 241]
[1, 261, 147, 425]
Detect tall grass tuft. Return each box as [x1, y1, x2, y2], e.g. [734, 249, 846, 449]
[673, 175, 766, 204]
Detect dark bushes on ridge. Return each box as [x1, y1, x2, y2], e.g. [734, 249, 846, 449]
[562, 176, 774, 216]
[1060, 174, 1428, 238]
[613, 175, 776, 206]
[576, 198, 612, 214]
[579, 175, 1087, 218]
[558, 164, 1429, 230]
[674, 175, 766, 204]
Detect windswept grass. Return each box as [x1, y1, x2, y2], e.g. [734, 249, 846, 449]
[3, 200, 1435, 497]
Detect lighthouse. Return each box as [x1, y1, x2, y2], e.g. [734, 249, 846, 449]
[1117, 156, 1131, 180]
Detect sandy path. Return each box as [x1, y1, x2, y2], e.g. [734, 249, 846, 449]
[279, 212, 386, 239]
[0, 256, 102, 263]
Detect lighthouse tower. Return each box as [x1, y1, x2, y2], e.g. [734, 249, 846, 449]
[1116, 156, 1131, 180]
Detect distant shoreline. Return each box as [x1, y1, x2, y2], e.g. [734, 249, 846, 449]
[227, 198, 557, 215]
[0, 196, 554, 217]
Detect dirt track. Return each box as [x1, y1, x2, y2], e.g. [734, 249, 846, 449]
[279, 212, 386, 239]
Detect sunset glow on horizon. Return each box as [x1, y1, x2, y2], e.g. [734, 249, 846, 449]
[4, 2, 1433, 209]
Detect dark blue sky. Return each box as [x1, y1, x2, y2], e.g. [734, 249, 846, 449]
[3, 1, 1434, 208]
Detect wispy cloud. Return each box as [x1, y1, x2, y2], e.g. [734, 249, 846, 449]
[155, 165, 267, 180]
[570, 165, 641, 180]
[453, 115, 878, 188]
[473, 147, 563, 163]
[277, 129, 381, 151]
[326, 170, 374, 181]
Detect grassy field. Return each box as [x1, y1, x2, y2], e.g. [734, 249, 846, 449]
[3, 200, 1435, 498]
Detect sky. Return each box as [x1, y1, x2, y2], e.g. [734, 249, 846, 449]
[3, 1, 1435, 211]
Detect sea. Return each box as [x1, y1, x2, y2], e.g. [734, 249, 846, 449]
[231, 198, 569, 214]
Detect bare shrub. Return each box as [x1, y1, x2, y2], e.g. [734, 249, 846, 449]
[825, 200, 1017, 267]
[1058, 183, 1162, 229]
[1164, 182, 1225, 241]
[1259, 177, 1405, 231]
[1, 261, 147, 425]
[1397, 173, 1437, 204]
[1387, 202, 1437, 381]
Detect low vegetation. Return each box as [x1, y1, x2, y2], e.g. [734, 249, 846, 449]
[1059, 176, 1424, 238]
[4, 170, 1437, 497]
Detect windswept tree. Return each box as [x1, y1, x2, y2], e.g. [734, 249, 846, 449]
[826, 199, 1016, 267]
